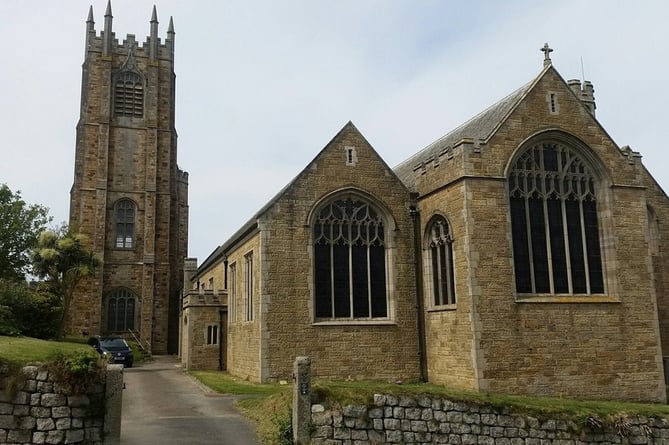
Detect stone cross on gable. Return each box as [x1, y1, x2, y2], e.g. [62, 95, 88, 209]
[541, 43, 553, 67]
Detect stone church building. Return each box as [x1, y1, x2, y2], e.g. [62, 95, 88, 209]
[68, 4, 669, 402]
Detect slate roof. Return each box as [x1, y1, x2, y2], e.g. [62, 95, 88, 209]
[393, 69, 544, 189]
[196, 67, 551, 277]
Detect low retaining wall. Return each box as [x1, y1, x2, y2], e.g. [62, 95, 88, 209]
[0, 363, 123, 445]
[310, 394, 669, 444]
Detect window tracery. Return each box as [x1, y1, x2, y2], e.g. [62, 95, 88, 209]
[106, 288, 136, 332]
[313, 196, 388, 320]
[509, 142, 604, 294]
[426, 216, 455, 306]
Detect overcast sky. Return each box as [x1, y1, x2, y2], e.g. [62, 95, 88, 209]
[2, 0, 668, 262]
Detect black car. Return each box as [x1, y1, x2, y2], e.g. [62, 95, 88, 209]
[88, 336, 134, 367]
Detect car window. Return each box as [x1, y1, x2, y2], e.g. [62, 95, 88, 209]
[100, 338, 128, 348]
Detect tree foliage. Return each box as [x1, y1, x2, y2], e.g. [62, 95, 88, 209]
[0, 184, 51, 282]
[31, 228, 101, 339]
[0, 279, 61, 338]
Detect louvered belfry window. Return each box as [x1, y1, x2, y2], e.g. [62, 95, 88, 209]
[509, 142, 604, 295]
[313, 196, 388, 320]
[114, 71, 144, 118]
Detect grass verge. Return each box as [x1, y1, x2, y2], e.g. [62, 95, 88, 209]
[189, 371, 291, 445]
[191, 372, 669, 444]
[312, 379, 669, 424]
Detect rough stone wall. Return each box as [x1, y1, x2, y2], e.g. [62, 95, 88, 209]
[224, 234, 263, 382]
[417, 182, 477, 391]
[641, 167, 669, 368]
[310, 394, 669, 445]
[409, 67, 665, 402]
[259, 123, 421, 382]
[68, 15, 187, 355]
[0, 364, 116, 445]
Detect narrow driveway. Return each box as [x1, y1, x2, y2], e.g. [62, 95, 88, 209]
[121, 356, 261, 445]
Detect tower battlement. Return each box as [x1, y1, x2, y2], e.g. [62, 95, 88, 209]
[85, 1, 175, 61]
[85, 32, 174, 60]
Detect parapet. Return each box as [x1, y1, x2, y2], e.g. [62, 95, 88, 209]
[85, 2, 175, 62]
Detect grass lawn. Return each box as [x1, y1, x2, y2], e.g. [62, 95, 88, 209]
[191, 372, 669, 445]
[0, 335, 93, 366]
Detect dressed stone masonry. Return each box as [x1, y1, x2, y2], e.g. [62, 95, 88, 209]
[311, 394, 669, 445]
[0, 364, 122, 445]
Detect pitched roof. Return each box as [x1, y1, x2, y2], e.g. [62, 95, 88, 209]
[195, 66, 559, 277]
[195, 121, 374, 276]
[393, 66, 550, 188]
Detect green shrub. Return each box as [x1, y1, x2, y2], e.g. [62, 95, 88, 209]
[19, 287, 61, 339]
[0, 304, 20, 336]
[48, 350, 106, 394]
[0, 280, 61, 339]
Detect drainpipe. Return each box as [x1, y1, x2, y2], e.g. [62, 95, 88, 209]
[220, 256, 228, 371]
[410, 202, 428, 382]
[223, 257, 228, 290]
[218, 309, 225, 371]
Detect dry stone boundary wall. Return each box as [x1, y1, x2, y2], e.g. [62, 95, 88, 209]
[0, 363, 122, 445]
[310, 394, 669, 445]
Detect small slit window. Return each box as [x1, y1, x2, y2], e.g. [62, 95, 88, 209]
[547, 92, 559, 114]
[345, 146, 358, 166]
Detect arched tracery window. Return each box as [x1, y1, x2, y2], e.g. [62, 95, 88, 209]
[425, 216, 455, 306]
[106, 288, 136, 332]
[114, 71, 144, 118]
[509, 141, 604, 295]
[313, 196, 388, 320]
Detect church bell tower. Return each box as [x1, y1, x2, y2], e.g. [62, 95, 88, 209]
[69, 1, 188, 354]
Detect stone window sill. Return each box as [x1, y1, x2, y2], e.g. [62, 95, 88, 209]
[515, 294, 620, 303]
[427, 304, 456, 313]
[312, 320, 396, 327]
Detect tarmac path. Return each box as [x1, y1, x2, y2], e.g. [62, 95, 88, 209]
[120, 355, 261, 445]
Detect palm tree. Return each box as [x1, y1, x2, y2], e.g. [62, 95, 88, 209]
[31, 228, 101, 339]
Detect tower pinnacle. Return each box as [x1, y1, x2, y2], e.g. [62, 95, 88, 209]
[150, 5, 159, 61]
[87, 5, 94, 24]
[103, 0, 113, 56]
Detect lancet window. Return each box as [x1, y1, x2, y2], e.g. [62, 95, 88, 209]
[425, 216, 455, 306]
[114, 199, 135, 249]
